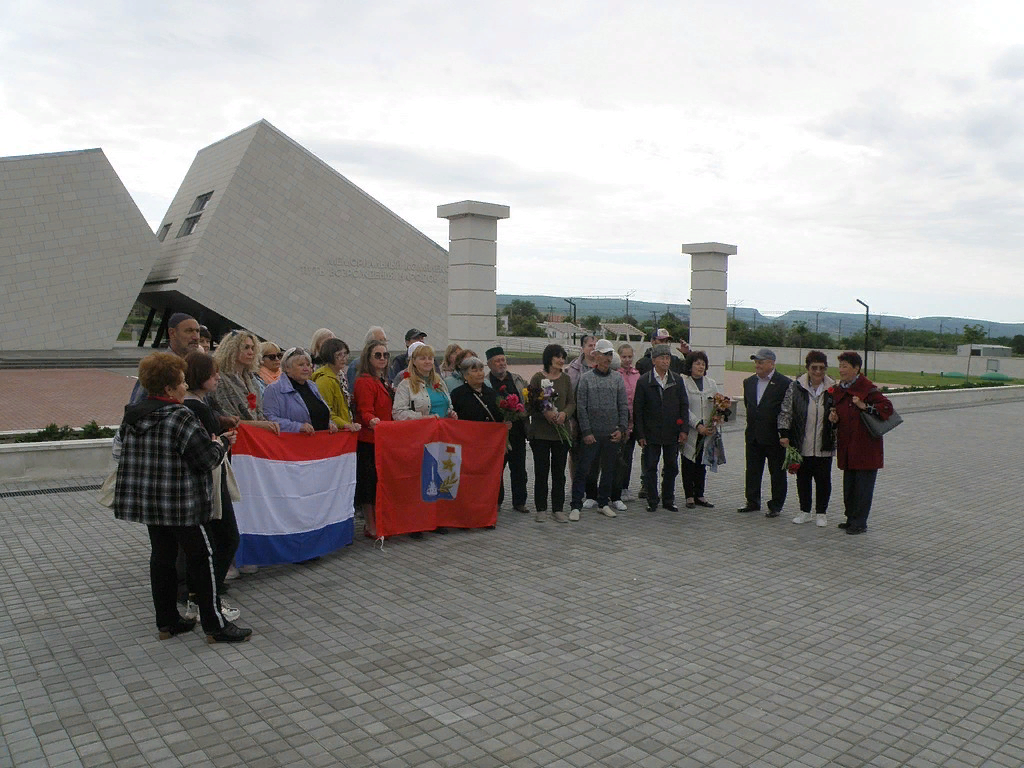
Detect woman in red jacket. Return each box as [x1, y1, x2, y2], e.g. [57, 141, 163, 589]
[353, 340, 394, 538]
[828, 351, 894, 535]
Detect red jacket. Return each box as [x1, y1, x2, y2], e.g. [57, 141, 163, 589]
[353, 374, 394, 444]
[830, 375, 893, 470]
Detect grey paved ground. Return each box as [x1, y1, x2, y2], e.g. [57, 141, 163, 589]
[2, 402, 1024, 767]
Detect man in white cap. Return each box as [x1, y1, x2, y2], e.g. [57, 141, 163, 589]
[738, 348, 792, 518]
[569, 339, 628, 521]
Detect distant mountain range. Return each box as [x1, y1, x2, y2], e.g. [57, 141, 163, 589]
[497, 295, 1024, 338]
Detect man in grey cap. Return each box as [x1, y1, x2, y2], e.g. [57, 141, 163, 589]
[738, 349, 792, 517]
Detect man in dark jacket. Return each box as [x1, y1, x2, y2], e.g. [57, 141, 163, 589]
[738, 348, 792, 517]
[632, 345, 689, 513]
[487, 346, 530, 513]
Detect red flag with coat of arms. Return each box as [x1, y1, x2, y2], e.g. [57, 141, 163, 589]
[374, 420, 505, 536]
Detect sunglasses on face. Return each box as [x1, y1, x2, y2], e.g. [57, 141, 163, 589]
[263, 353, 283, 360]
[373, 351, 390, 360]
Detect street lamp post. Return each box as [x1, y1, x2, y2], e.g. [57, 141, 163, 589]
[856, 299, 869, 377]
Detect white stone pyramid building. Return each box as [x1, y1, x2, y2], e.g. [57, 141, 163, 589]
[0, 149, 159, 351]
[140, 120, 449, 348]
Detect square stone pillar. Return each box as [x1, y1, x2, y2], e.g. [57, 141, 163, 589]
[438, 200, 510, 351]
[682, 242, 737, 386]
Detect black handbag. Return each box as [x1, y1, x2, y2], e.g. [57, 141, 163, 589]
[860, 388, 902, 438]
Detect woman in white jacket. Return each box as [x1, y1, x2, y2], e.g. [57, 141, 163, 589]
[680, 350, 722, 509]
[392, 342, 457, 421]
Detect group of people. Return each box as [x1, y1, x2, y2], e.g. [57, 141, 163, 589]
[112, 313, 895, 643]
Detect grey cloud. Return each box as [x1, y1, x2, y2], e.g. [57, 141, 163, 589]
[305, 138, 610, 207]
[991, 45, 1024, 80]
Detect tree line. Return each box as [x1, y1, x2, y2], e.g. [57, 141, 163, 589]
[500, 300, 1024, 354]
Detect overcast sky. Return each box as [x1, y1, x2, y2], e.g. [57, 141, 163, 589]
[4, 1, 1023, 321]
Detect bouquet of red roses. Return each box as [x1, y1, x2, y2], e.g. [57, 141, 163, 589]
[784, 444, 803, 474]
[497, 393, 527, 422]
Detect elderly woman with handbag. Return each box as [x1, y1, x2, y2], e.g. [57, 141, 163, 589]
[113, 352, 251, 644]
[828, 351, 895, 535]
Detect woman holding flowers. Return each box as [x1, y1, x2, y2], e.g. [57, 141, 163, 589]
[827, 351, 894, 535]
[393, 342, 457, 421]
[526, 344, 576, 523]
[778, 350, 836, 527]
[681, 350, 729, 509]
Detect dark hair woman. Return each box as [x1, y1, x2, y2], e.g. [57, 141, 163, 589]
[778, 350, 836, 528]
[353, 340, 395, 538]
[680, 350, 727, 509]
[827, 351, 894, 535]
[527, 344, 575, 523]
[113, 352, 251, 643]
[182, 351, 242, 620]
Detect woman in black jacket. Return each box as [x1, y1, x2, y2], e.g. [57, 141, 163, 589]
[778, 350, 836, 528]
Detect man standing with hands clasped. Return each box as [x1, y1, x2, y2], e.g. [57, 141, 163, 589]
[569, 340, 628, 521]
[632, 344, 689, 513]
[738, 348, 792, 518]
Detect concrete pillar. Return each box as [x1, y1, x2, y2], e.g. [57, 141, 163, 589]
[682, 242, 737, 386]
[438, 200, 510, 351]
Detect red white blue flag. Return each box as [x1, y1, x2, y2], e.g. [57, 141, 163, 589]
[231, 424, 357, 565]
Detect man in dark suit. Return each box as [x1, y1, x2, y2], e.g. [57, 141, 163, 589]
[633, 345, 689, 513]
[738, 348, 792, 518]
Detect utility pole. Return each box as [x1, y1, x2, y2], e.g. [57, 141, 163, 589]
[856, 299, 869, 377]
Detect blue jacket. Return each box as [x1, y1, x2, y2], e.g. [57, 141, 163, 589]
[263, 375, 329, 433]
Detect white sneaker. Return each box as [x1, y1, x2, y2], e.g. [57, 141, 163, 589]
[583, 499, 598, 509]
[599, 505, 618, 518]
[611, 500, 627, 512]
[219, 601, 240, 622]
[239, 565, 259, 574]
[791, 512, 814, 524]
[568, 508, 581, 522]
[620, 489, 635, 502]
[183, 600, 199, 620]
[224, 565, 240, 581]
[816, 514, 828, 527]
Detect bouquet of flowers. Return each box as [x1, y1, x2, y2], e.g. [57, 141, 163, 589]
[525, 379, 572, 445]
[784, 444, 803, 475]
[497, 393, 527, 423]
[710, 393, 731, 425]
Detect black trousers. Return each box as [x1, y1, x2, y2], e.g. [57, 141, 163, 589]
[572, 436, 619, 508]
[531, 439, 569, 513]
[612, 435, 637, 500]
[207, 489, 240, 589]
[744, 441, 788, 512]
[147, 524, 226, 634]
[499, 426, 528, 508]
[843, 469, 878, 528]
[681, 455, 706, 500]
[642, 443, 679, 506]
[796, 455, 833, 514]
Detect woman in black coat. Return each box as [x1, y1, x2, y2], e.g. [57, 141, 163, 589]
[450, 356, 502, 423]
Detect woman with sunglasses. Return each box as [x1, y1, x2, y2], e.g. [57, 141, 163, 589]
[257, 342, 283, 393]
[778, 350, 836, 528]
[353, 340, 395, 538]
[263, 347, 339, 435]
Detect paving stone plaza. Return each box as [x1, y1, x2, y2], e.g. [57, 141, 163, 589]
[2, 401, 1023, 767]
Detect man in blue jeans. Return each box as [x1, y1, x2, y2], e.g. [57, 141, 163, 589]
[570, 340, 628, 521]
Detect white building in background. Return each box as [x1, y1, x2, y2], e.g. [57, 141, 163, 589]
[141, 120, 449, 347]
[0, 149, 159, 351]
